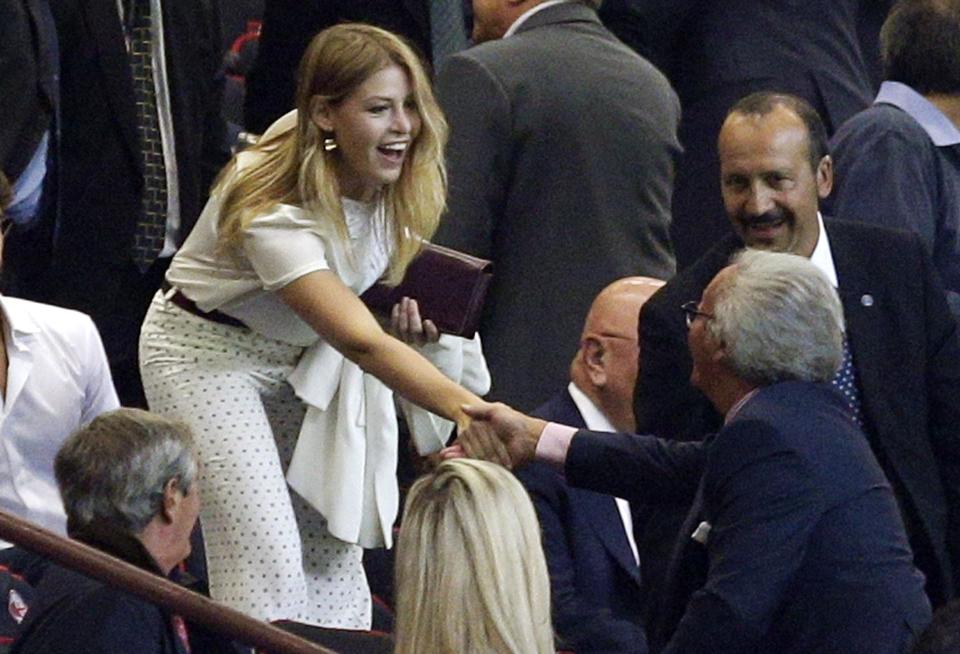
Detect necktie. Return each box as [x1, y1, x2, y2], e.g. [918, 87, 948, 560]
[128, 0, 168, 272]
[832, 335, 865, 427]
[429, 0, 468, 72]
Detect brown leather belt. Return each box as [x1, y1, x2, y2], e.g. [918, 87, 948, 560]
[161, 281, 247, 329]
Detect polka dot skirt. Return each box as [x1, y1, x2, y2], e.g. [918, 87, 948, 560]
[140, 292, 371, 628]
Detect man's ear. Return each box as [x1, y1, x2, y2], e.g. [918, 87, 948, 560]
[161, 477, 183, 525]
[309, 96, 335, 133]
[582, 337, 608, 387]
[816, 155, 833, 199]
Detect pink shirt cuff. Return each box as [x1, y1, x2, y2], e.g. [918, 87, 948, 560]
[535, 422, 578, 471]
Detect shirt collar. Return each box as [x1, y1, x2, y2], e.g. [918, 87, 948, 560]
[0, 296, 39, 354]
[875, 81, 960, 147]
[567, 382, 617, 432]
[504, 0, 570, 38]
[724, 388, 760, 425]
[808, 212, 839, 288]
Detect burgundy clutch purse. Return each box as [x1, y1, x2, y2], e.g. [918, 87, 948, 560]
[361, 243, 493, 338]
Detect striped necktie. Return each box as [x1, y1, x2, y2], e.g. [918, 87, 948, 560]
[128, 0, 168, 272]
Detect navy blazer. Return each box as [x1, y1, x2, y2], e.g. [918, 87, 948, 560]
[634, 218, 960, 611]
[568, 382, 932, 654]
[517, 390, 647, 653]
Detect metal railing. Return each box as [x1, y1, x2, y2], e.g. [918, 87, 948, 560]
[0, 510, 337, 654]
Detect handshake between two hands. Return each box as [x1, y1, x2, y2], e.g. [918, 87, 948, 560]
[440, 402, 548, 470]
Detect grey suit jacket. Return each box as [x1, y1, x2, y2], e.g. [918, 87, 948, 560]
[434, 2, 680, 411]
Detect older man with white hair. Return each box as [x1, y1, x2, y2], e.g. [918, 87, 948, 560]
[456, 250, 932, 654]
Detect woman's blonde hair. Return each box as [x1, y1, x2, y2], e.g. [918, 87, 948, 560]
[394, 459, 554, 654]
[216, 23, 448, 283]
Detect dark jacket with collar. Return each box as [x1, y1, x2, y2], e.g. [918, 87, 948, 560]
[569, 382, 931, 654]
[12, 523, 190, 654]
[517, 389, 647, 653]
[18, 0, 226, 307]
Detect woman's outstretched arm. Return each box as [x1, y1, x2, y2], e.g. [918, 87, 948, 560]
[279, 270, 485, 429]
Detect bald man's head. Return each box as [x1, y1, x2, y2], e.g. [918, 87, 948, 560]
[572, 277, 664, 432]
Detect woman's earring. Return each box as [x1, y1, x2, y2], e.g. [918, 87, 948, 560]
[323, 135, 338, 152]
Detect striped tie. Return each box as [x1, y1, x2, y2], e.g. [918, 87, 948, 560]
[128, 0, 168, 272]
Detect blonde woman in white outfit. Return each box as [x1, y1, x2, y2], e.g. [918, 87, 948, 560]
[139, 24, 490, 628]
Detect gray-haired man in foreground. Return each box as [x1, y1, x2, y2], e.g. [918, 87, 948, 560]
[454, 250, 932, 654]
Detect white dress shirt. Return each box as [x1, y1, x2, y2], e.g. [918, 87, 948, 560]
[0, 296, 119, 544]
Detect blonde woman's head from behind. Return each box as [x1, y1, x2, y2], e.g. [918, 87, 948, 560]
[395, 458, 553, 654]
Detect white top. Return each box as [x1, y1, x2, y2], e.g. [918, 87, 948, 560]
[0, 296, 119, 544]
[567, 382, 641, 566]
[166, 114, 485, 548]
[167, 170, 391, 346]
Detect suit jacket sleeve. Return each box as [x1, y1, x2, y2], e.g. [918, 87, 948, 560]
[663, 420, 819, 654]
[565, 430, 705, 505]
[433, 52, 512, 258]
[922, 246, 960, 591]
[0, 0, 37, 177]
[520, 465, 649, 653]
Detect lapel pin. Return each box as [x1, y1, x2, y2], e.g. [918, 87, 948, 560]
[860, 294, 874, 307]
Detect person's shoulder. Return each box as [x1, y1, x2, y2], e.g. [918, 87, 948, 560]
[645, 237, 739, 312]
[2, 297, 99, 337]
[832, 103, 930, 149]
[17, 569, 162, 653]
[824, 216, 921, 251]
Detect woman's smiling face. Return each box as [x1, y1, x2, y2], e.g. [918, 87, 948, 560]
[312, 64, 421, 202]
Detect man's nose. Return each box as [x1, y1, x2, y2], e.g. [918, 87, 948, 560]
[744, 181, 774, 215]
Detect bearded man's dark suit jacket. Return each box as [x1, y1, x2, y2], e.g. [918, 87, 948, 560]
[565, 381, 932, 654]
[598, 0, 873, 268]
[434, 2, 680, 411]
[243, 0, 434, 134]
[634, 218, 960, 613]
[17, 0, 226, 406]
[516, 389, 647, 653]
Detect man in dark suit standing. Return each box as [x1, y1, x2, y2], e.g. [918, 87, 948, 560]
[17, 0, 227, 407]
[244, 0, 468, 134]
[435, 0, 680, 411]
[598, 0, 874, 268]
[634, 92, 960, 610]
[455, 250, 932, 654]
[518, 276, 662, 653]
